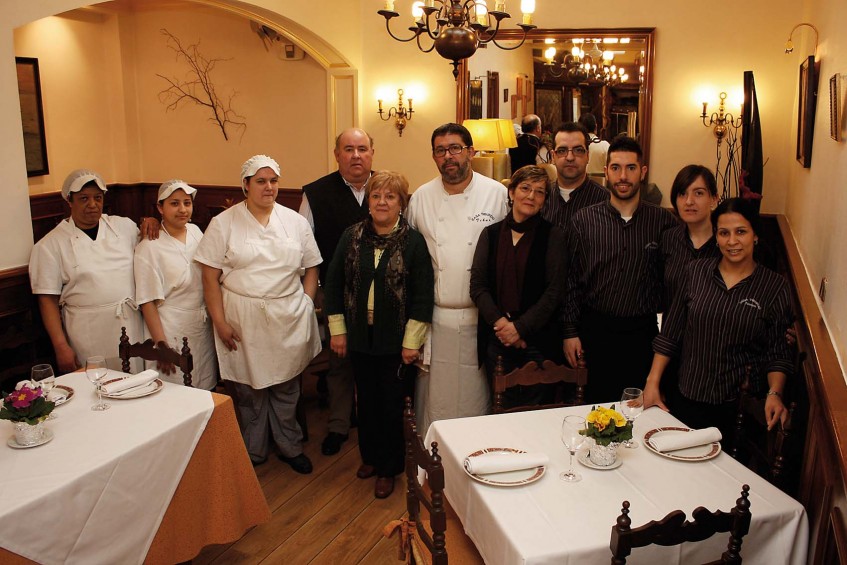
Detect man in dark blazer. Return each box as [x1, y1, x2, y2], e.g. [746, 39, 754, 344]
[299, 128, 374, 457]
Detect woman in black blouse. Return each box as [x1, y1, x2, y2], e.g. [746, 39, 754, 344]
[470, 165, 567, 409]
[644, 198, 791, 439]
[661, 165, 721, 308]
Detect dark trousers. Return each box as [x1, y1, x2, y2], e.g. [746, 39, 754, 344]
[580, 311, 657, 405]
[350, 351, 414, 478]
[669, 389, 738, 453]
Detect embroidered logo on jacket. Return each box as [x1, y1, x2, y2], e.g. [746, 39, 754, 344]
[738, 298, 762, 310]
[470, 212, 496, 223]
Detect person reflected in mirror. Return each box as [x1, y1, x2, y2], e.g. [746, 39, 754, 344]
[509, 114, 551, 171]
[578, 113, 610, 185]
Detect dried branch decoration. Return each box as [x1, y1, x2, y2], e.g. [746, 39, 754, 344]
[156, 29, 246, 141]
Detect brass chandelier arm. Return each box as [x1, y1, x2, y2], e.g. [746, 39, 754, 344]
[378, 10, 422, 43]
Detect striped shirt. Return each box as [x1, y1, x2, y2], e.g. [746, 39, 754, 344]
[660, 224, 720, 310]
[540, 176, 608, 230]
[562, 200, 678, 337]
[653, 258, 794, 404]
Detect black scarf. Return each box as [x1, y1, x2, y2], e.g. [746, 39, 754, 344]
[505, 210, 542, 233]
[343, 217, 410, 333]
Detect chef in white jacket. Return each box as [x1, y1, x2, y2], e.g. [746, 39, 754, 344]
[29, 169, 145, 373]
[195, 155, 322, 471]
[134, 180, 217, 390]
[406, 123, 508, 434]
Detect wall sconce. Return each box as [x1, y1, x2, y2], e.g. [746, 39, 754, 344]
[700, 92, 742, 146]
[377, 88, 414, 137]
[784, 23, 818, 55]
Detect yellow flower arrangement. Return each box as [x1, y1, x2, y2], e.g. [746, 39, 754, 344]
[580, 405, 633, 446]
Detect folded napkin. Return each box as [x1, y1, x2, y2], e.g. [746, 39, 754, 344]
[47, 389, 68, 402]
[99, 370, 159, 395]
[649, 427, 722, 453]
[464, 451, 549, 475]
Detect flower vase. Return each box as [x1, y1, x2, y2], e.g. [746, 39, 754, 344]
[588, 440, 618, 466]
[13, 420, 45, 446]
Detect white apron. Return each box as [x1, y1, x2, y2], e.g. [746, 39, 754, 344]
[135, 225, 217, 389]
[57, 217, 143, 371]
[214, 206, 321, 389]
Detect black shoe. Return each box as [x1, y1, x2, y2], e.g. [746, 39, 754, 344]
[251, 456, 268, 467]
[321, 432, 349, 456]
[279, 453, 313, 474]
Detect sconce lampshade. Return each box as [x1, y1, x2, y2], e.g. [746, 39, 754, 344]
[463, 118, 518, 151]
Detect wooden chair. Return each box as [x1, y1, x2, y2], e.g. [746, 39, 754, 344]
[610, 484, 752, 565]
[731, 360, 802, 493]
[386, 398, 483, 564]
[492, 355, 587, 414]
[118, 326, 193, 387]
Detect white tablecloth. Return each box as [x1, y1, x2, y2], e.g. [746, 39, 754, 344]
[425, 406, 808, 565]
[0, 371, 214, 565]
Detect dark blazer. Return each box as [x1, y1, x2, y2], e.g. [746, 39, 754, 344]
[470, 218, 567, 363]
[324, 220, 434, 356]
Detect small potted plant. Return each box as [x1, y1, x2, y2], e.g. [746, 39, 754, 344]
[580, 405, 633, 466]
[1, 383, 55, 446]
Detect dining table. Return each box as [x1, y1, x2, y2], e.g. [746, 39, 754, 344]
[425, 404, 809, 565]
[0, 371, 270, 565]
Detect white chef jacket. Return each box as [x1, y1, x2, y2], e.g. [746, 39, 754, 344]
[587, 133, 610, 176]
[134, 223, 217, 390]
[29, 214, 144, 369]
[194, 202, 322, 388]
[406, 172, 507, 432]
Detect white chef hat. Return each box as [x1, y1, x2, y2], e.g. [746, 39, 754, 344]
[240, 154, 280, 194]
[61, 169, 107, 201]
[157, 179, 197, 202]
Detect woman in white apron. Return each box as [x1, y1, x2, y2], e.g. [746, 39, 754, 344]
[195, 155, 322, 470]
[29, 169, 144, 373]
[134, 180, 217, 390]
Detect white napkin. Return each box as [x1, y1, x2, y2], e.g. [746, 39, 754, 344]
[464, 451, 549, 475]
[649, 427, 722, 452]
[47, 389, 68, 402]
[99, 370, 159, 394]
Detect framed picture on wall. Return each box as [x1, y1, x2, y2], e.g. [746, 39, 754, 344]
[796, 55, 818, 168]
[15, 57, 50, 177]
[469, 79, 483, 120]
[535, 86, 563, 134]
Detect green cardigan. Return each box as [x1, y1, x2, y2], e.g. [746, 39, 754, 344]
[324, 221, 434, 356]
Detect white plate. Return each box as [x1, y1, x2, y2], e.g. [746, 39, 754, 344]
[463, 447, 546, 487]
[644, 427, 722, 462]
[100, 378, 164, 399]
[577, 450, 623, 470]
[7, 428, 55, 449]
[50, 385, 74, 406]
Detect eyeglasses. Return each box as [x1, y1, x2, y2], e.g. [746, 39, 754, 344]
[433, 144, 470, 158]
[553, 146, 588, 157]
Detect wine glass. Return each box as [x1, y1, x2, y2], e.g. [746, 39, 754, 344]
[620, 387, 644, 448]
[31, 364, 57, 419]
[85, 356, 110, 411]
[560, 415, 586, 482]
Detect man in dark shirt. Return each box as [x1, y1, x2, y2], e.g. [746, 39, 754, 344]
[299, 128, 373, 457]
[562, 136, 677, 404]
[540, 122, 608, 231]
[509, 114, 550, 171]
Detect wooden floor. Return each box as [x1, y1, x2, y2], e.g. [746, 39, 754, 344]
[192, 378, 410, 565]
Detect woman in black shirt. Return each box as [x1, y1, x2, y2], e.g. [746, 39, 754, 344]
[645, 198, 792, 439]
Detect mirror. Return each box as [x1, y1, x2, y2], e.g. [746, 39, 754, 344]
[456, 28, 655, 168]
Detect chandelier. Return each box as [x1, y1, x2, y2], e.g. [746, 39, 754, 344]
[378, 0, 537, 79]
[544, 44, 628, 86]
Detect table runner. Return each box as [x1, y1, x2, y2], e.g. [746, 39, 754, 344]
[426, 405, 808, 565]
[0, 371, 214, 565]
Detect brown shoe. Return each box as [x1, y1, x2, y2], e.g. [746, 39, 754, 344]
[374, 476, 395, 499]
[357, 464, 377, 479]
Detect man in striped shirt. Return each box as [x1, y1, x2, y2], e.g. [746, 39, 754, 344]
[540, 122, 608, 231]
[562, 137, 677, 404]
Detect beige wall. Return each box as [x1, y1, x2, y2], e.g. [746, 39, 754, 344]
[785, 0, 847, 370]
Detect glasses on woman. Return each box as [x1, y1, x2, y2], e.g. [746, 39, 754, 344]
[432, 144, 470, 158]
[553, 146, 588, 157]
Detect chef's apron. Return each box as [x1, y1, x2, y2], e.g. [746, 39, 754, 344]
[59, 217, 143, 371]
[215, 208, 321, 389]
[154, 303, 217, 390]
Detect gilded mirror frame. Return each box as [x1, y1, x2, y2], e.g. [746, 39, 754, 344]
[456, 27, 655, 168]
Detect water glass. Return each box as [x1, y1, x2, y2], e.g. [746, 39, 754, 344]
[620, 387, 644, 448]
[31, 364, 57, 419]
[86, 356, 110, 411]
[560, 415, 586, 482]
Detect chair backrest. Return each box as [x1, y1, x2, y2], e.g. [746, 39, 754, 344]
[404, 397, 448, 565]
[492, 355, 587, 413]
[731, 361, 801, 493]
[609, 484, 752, 565]
[118, 327, 194, 387]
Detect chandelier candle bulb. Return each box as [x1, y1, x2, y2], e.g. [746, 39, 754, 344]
[495, 1, 506, 12]
[378, 99, 383, 112]
[384, 0, 395, 11]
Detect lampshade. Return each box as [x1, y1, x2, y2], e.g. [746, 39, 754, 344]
[463, 118, 518, 151]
